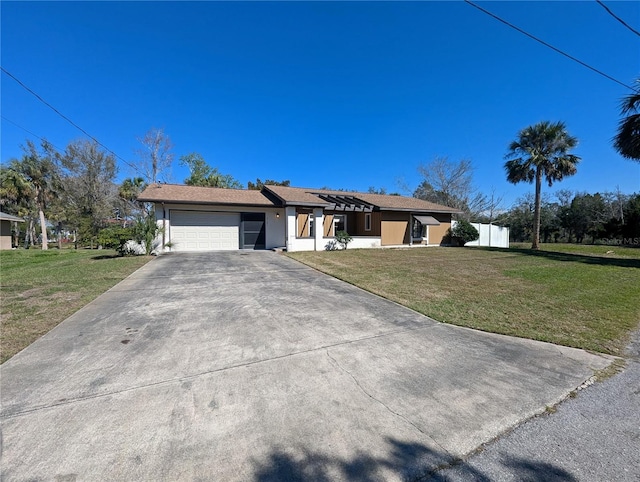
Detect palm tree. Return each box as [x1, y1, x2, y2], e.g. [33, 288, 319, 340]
[0, 165, 35, 246]
[613, 80, 640, 161]
[6, 140, 60, 250]
[505, 121, 580, 250]
[118, 177, 147, 222]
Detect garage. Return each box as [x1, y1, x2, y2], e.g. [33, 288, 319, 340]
[170, 211, 240, 251]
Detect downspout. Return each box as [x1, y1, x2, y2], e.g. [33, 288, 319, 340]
[161, 202, 166, 251]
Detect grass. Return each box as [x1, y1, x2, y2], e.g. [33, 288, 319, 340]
[288, 244, 640, 356]
[0, 249, 152, 364]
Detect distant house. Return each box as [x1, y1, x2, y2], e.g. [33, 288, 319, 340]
[138, 184, 460, 252]
[0, 212, 24, 250]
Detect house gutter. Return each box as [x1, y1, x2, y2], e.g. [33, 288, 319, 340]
[377, 207, 462, 214]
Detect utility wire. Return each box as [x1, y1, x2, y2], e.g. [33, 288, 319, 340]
[0, 66, 145, 175]
[1, 115, 66, 154]
[596, 0, 640, 38]
[463, 0, 637, 92]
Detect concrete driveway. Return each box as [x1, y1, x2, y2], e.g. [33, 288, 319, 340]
[1, 251, 612, 481]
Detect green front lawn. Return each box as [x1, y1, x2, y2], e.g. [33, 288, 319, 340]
[288, 244, 640, 356]
[0, 249, 152, 363]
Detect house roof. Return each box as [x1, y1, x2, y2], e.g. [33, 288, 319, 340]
[0, 212, 25, 222]
[263, 185, 460, 213]
[138, 183, 460, 213]
[262, 185, 331, 207]
[138, 184, 280, 207]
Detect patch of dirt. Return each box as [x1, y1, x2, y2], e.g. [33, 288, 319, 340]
[18, 288, 44, 299]
[48, 292, 82, 302]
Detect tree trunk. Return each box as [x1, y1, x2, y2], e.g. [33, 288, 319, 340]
[532, 167, 542, 250]
[38, 206, 48, 250]
[24, 218, 35, 249]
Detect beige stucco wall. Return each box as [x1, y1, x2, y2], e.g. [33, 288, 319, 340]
[381, 212, 410, 246]
[428, 214, 452, 245]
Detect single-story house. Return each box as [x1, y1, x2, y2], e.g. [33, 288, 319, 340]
[138, 184, 460, 253]
[0, 212, 24, 250]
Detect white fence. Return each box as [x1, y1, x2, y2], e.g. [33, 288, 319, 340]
[452, 221, 510, 248]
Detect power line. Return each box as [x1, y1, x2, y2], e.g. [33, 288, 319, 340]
[463, 0, 637, 92]
[596, 0, 640, 38]
[0, 66, 145, 175]
[0, 115, 66, 154]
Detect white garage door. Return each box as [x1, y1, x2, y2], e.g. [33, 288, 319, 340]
[170, 211, 240, 251]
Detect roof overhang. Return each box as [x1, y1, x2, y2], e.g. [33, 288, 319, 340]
[148, 200, 280, 208]
[0, 213, 25, 222]
[314, 194, 374, 212]
[376, 207, 459, 213]
[413, 215, 440, 225]
[287, 201, 331, 208]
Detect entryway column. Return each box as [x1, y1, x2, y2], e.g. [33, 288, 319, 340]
[285, 206, 297, 252]
[313, 208, 324, 251]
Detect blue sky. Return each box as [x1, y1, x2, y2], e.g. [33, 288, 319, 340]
[2, 1, 639, 206]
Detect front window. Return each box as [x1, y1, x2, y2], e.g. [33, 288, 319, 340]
[309, 215, 314, 237]
[364, 213, 371, 231]
[334, 214, 346, 234]
[413, 219, 425, 238]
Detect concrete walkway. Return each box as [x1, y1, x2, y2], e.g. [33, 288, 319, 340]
[1, 252, 613, 481]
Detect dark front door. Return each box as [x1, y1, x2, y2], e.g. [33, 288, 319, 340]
[241, 213, 266, 249]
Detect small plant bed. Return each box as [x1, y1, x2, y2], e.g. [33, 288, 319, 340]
[288, 245, 640, 356]
[0, 248, 152, 363]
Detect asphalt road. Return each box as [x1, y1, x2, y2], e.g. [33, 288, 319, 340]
[429, 331, 640, 481]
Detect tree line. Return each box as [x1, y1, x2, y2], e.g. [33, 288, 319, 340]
[1, 80, 638, 252]
[414, 72, 639, 249]
[0, 128, 289, 251]
[1, 137, 143, 251]
[502, 190, 639, 245]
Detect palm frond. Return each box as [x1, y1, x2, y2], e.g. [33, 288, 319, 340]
[614, 112, 640, 160]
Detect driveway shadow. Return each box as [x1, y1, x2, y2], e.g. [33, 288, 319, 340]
[252, 437, 578, 481]
[498, 456, 577, 482]
[252, 437, 457, 481]
[478, 247, 640, 269]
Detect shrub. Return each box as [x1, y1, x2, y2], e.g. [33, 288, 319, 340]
[335, 230, 353, 250]
[97, 226, 135, 255]
[133, 215, 162, 255]
[448, 220, 479, 246]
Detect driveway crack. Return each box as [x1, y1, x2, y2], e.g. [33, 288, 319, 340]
[2, 325, 438, 419]
[325, 349, 451, 456]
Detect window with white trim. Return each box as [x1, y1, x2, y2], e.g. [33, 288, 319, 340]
[334, 214, 346, 234]
[364, 213, 371, 231]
